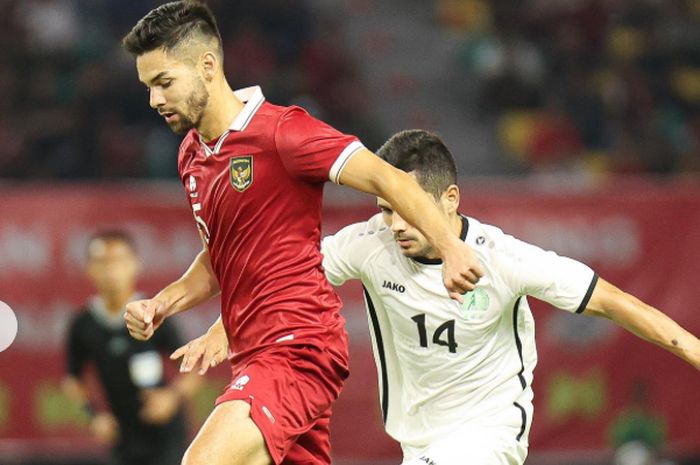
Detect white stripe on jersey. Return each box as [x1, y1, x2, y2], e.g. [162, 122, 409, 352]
[321, 214, 597, 449]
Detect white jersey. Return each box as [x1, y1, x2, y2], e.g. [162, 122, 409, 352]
[321, 214, 597, 453]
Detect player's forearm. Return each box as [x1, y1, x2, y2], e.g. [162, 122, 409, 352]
[170, 372, 203, 400]
[156, 249, 220, 317]
[378, 170, 461, 257]
[586, 283, 700, 369]
[340, 152, 460, 256]
[207, 315, 225, 336]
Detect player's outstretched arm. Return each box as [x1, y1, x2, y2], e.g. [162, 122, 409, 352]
[338, 148, 484, 299]
[125, 247, 221, 341]
[584, 278, 700, 370]
[170, 316, 228, 375]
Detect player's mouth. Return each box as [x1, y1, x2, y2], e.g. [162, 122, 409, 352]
[160, 111, 178, 123]
[396, 237, 414, 248]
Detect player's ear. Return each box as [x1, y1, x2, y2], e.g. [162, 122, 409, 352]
[442, 184, 460, 214]
[201, 51, 218, 82]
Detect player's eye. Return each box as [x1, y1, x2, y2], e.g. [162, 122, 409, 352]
[161, 80, 173, 88]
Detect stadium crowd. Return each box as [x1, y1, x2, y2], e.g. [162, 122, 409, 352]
[441, 0, 700, 174]
[0, 0, 377, 179]
[1, 0, 699, 179]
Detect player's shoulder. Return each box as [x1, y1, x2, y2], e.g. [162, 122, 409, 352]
[250, 101, 305, 128]
[462, 215, 512, 255]
[327, 214, 392, 251]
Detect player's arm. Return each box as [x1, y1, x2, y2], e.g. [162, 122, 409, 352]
[338, 148, 483, 299]
[584, 278, 700, 370]
[125, 245, 220, 341]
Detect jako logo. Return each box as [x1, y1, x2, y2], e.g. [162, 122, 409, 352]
[382, 280, 405, 293]
[419, 456, 438, 465]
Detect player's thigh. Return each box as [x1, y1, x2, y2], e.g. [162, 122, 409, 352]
[402, 426, 527, 465]
[182, 399, 273, 465]
[281, 408, 332, 465]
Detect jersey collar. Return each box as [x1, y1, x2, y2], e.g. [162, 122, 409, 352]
[199, 86, 266, 156]
[411, 214, 469, 265]
[229, 85, 265, 132]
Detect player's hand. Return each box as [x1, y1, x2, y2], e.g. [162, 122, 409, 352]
[124, 299, 167, 341]
[441, 239, 484, 302]
[139, 388, 180, 424]
[170, 325, 228, 375]
[90, 412, 119, 445]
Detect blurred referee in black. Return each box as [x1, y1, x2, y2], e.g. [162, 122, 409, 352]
[63, 230, 202, 465]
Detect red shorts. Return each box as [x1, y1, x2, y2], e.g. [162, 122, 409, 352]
[216, 344, 349, 465]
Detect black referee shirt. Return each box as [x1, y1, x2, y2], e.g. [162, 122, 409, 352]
[65, 296, 187, 451]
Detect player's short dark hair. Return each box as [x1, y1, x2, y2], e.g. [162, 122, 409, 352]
[122, 0, 222, 58]
[376, 130, 458, 199]
[87, 230, 137, 258]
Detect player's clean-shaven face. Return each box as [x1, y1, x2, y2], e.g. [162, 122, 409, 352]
[377, 195, 447, 259]
[377, 169, 455, 260]
[86, 239, 141, 296]
[136, 48, 209, 134]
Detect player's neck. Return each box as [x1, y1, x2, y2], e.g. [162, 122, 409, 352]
[197, 81, 244, 142]
[100, 289, 134, 315]
[423, 214, 464, 260]
[450, 213, 463, 238]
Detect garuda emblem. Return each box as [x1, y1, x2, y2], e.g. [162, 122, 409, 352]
[230, 156, 253, 192]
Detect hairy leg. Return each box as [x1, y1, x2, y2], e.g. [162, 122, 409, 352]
[182, 400, 273, 465]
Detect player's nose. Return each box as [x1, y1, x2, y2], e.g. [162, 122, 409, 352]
[149, 88, 166, 109]
[391, 213, 407, 233]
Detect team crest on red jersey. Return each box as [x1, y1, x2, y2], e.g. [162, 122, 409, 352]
[229, 156, 253, 192]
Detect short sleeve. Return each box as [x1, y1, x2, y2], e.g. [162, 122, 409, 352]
[501, 235, 598, 314]
[321, 222, 372, 286]
[153, 318, 186, 354]
[65, 314, 88, 377]
[274, 106, 364, 183]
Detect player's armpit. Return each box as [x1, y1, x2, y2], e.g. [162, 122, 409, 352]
[583, 278, 700, 370]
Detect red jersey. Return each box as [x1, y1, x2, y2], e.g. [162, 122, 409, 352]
[178, 87, 363, 364]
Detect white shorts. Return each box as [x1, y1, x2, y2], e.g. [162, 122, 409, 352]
[400, 422, 528, 465]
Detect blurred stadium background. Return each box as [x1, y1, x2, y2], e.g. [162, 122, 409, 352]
[0, 0, 699, 464]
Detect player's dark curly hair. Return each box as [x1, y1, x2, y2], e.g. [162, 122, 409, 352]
[122, 0, 222, 57]
[376, 129, 458, 199]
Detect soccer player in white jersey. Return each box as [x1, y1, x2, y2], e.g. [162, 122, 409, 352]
[173, 130, 700, 465]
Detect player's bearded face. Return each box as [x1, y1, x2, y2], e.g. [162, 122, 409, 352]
[136, 50, 209, 134]
[168, 75, 209, 134]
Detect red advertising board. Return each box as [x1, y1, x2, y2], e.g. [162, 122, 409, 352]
[0, 179, 698, 462]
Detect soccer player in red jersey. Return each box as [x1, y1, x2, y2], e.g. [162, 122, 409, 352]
[120, 2, 483, 465]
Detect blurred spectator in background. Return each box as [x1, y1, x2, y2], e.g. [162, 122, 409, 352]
[62, 230, 202, 465]
[609, 380, 677, 465]
[447, 0, 700, 175]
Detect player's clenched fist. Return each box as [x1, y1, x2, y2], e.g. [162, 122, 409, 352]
[442, 239, 484, 302]
[124, 299, 167, 340]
